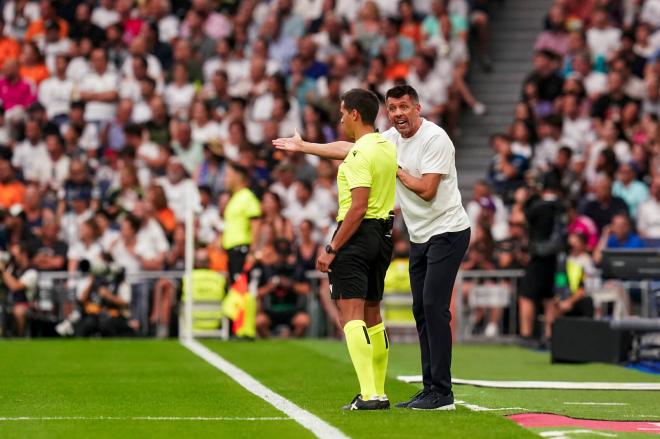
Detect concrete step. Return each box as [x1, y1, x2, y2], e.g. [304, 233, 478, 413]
[457, 0, 551, 195]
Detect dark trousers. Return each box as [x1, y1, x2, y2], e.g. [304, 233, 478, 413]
[409, 228, 470, 395]
[227, 245, 249, 283]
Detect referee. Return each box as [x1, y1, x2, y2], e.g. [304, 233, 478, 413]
[274, 85, 470, 411]
[222, 161, 262, 282]
[282, 89, 397, 410]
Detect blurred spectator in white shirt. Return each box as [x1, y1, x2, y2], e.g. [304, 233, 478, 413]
[79, 48, 119, 123]
[38, 55, 73, 123]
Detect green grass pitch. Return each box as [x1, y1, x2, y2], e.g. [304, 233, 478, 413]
[1, 339, 658, 438]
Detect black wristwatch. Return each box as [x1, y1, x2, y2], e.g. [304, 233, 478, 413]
[325, 244, 337, 255]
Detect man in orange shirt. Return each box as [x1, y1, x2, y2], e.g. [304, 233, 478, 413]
[0, 19, 20, 68]
[24, 0, 69, 43]
[0, 152, 25, 209]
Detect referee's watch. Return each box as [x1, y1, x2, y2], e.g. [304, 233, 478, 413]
[325, 244, 337, 255]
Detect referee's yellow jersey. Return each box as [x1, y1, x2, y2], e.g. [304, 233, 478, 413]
[336, 132, 397, 222]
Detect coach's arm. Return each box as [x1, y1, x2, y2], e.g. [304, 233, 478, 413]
[396, 169, 442, 202]
[273, 129, 352, 160]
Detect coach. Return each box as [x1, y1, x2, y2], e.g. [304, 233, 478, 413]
[383, 85, 470, 410]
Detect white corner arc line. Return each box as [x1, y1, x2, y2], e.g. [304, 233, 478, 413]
[181, 338, 349, 439]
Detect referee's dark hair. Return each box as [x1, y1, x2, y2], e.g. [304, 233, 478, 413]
[341, 88, 380, 126]
[385, 85, 419, 103]
[227, 161, 250, 181]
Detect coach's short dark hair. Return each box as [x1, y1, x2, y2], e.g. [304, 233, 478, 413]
[340, 89, 380, 126]
[385, 85, 419, 103]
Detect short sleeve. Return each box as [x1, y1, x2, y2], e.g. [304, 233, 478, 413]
[20, 269, 38, 291]
[420, 134, 452, 175]
[245, 193, 262, 219]
[344, 149, 372, 189]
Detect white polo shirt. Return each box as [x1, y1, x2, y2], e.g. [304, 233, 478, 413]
[383, 119, 470, 244]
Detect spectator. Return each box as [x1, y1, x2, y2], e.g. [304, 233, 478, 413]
[36, 133, 70, 192]
[150, 223, 185, 338]
[158, 157, 201, 222]
[637, 175, 660, 238]
[170, 121, 204, 176]
[79, 48, 119, 124]
[164, 62, 196, 120]
[532, 115, 563, 170]
[38, 55, 73, 124]
[255, 238, 310, 338]
[194, 142, 226, 199]
[594, 213, 644, 264]
[284, 180, 329, 231]
[487, 133, 529, 203]
[67, 218, 103, 276]
[586, 7, 621, 63]
[524, 50, 564, 105]
[1, 242, 38, 336]
[145, 184, 176, 237]
[519, 173, 564, 341]
[0, 58, 36, 112]
[190, 100, 222, 146]
[259, 191, 294, 249]
[91, 0, 121, 30]
[554, 232, 595, 321]
[581, 174, 629, 233]
[25, 0, 69, 43]
[0, 153, 25, 208]
[12, 118, 46, 182]
[612, 162, 649, 219]
[31, 218, 67, 272]
[466, 180, 509, 242]
[0, 18, 21, 69]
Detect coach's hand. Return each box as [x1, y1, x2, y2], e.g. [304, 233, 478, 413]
[316, 252, 335, 273]
[272, 129, 303, 152]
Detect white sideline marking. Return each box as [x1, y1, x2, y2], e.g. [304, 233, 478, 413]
[0, 417, 290, 422]
[540, 430, 616, 438]
[181, 338, 349, 439]
[563, 402, 629, 406]
[455, 400, 529, 412]
[397, 376, 660, 390]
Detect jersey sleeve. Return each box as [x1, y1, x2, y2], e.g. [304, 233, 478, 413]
[420, 134, 453, 175]
[245, 193, 262, 219]
[344, 149, 372, 189]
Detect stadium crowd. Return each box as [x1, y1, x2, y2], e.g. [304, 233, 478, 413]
[0, 0, 491, 338]
[467, 0, 660, 341]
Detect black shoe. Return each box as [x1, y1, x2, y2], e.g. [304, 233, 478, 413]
[395, 388, 431, 408]
[377, 397, 390, 410]
[408, 390, 456, 411]
[341, 394, 387, 411]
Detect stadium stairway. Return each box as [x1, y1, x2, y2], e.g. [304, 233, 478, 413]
[456, 0, 554, 201]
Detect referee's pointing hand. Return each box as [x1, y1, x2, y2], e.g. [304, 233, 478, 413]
[272, 129, 303, 152]
[316, 251, 334, 273]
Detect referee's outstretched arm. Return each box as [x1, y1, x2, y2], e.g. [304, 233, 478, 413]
[272, 129, 353, 160]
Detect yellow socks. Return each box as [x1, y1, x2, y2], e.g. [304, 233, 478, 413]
[344, 320, 377, 400]
[368, 322, 389, 397]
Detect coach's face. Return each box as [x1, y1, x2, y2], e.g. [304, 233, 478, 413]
[386, 95, 421, 138]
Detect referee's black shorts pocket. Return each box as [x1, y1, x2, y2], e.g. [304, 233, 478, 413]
[329, 221, 391, 301]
